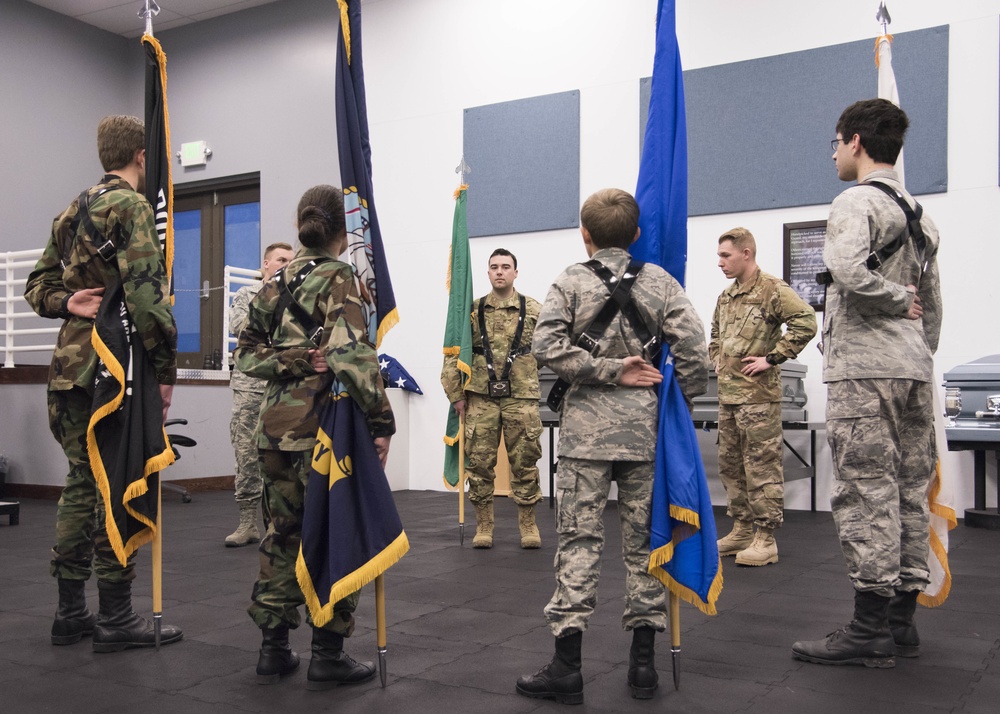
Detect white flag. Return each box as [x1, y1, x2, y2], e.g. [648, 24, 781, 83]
[877, 33, 956, 606]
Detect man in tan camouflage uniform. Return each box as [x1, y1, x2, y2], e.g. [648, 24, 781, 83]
[440, 249, 543, 549]
[793, 99, 942, 668]
[710, 228, 816, 566]
[24, 115, 182, 651]
[516, 189, 708, 704]
[226, 242, 294, 547]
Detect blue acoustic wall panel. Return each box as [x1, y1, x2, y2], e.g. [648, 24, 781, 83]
[463, 90, 580, 237]
[641, 26, 948, 216]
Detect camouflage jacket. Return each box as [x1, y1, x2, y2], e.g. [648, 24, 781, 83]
[823, 169, 942, 383]
[532, 248, 709, 461]
[709, 269, 816, 404]
[234, 247, 394, 451]
[229, 282, 266, 394]
[24, 175, 177, 390]
[441, 290, 541, 402]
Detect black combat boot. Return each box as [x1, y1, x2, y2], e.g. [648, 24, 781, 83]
[257, 626, 300, 684]
[888, 589, 920, 657]
[306, 627, 376, 690]
[51, 578, 96, 645]
[515, 631, 584, 705]
[91, 580, 183, 653]
[627, 626, 658, 699]
[791, 590, 895, 668]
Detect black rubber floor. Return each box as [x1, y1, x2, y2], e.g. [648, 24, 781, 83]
[1, 490, 996, 713]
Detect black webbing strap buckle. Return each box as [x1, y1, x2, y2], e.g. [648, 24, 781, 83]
[77, 184, 120, 263]
[546, 259, 645, 412]
[477, 293, 527, 397]
[270, 258, 332, 348]
[816, 180, 926, 287]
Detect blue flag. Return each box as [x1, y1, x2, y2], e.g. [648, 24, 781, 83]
[297, 391, 409, 627]
[635, 0, 722, 615]
[379, 353, 423, 394]
[336, 0, 398, 347]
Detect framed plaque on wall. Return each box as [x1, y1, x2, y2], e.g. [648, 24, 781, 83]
[783, 220, 827, 312]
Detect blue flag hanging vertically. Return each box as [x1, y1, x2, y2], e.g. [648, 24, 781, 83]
[336, 0, 398, 347]
[635, 0, 722, 615]
[297, 391, 409, 627]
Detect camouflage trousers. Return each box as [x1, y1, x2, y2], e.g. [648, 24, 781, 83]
[465, 393, 542, 507]
[230, 389, 264, 504]
[544, 458, 667, 636]
[248, 449, 358, 634]
[46, 387, 134, 583]
[718, 402, 784, 528]
[826, 378, 935, 597]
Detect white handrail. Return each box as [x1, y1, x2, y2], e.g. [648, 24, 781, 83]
[2, 248, 259, 370]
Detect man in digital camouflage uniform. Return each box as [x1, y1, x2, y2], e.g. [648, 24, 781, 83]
[793, 99, 942, 668]
[440, 248, 543, 549]
[710, 227, 816, 566]
[516, 189, 708, 704]
[225, 242, 294, 547]
[24, 115, 183, 651]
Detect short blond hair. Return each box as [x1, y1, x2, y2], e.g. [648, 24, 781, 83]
[263, 242, 293, 259]
[719, 227, 756, 258]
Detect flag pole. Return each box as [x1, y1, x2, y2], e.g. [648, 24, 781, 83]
[375, 574, 388, 687]
[458, 413, 466, 544]
[669, 592, 681, 690]
[139, 0, 163, 651]
[153, 478, 162, 648]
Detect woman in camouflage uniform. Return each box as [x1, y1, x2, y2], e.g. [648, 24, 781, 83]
[235, 185, 395, 689]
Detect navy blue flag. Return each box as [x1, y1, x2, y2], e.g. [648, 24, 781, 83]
[336, 0, 398, 347]
[379, 353, 423, 394]
[297, 391, 409, 627]
[635, 0, 721, 615]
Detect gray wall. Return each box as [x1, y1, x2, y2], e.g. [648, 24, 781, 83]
[0, 0, 133, 254]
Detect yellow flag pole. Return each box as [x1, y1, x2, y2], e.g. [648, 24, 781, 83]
[152, 478, 163, 649]
[669, 591, 681, 690]
[458, 413, 466, 545]
[376, 574, 388, 687]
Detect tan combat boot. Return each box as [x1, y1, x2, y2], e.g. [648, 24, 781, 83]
[225, 501, 261, 547]
[473, 501, 494, 549]
[717, 520, 753, 556]
[735, 526, 778, 566]
[517, 504, 542, 549]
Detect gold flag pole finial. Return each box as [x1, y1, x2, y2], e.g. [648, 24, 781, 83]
[138, 0, 160, 37]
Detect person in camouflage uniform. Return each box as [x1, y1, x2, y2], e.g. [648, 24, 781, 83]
[225, 242, 294, 548]
[710, 227, 816, 566]
[440, 249, 543, 549]
[516, 189, 708, 704]
[24, 115, 182, 652]
[793, 99, 942, 668]
[235, 184, 393, 689]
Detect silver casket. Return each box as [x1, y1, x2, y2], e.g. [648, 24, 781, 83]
[943, 354, 1000, 529]
[692, 360, 808, 423]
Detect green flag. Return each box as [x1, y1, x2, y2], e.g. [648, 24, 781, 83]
[441, 186, 473, 488]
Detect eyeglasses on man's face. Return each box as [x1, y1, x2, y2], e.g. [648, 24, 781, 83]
[830, 138, 847, 152]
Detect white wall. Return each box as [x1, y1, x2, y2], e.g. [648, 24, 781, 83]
[360, 0, 1000, 512]
[3, 0, 998, 512]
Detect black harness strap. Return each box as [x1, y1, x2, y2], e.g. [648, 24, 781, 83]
[270, 258, 332, 347]
[476, 294, 527, 383]
[816, 180, 927, 286]
[76, 184, 122, 263]
[546, 259, 646, 412]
